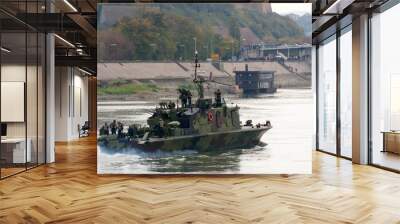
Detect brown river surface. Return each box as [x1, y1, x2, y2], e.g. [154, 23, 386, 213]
[97, 88, 313, 174]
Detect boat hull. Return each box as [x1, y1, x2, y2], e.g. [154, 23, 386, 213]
[99, 126, 270, 152]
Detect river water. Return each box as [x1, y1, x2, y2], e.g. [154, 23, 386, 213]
[97, 88, 313, 174]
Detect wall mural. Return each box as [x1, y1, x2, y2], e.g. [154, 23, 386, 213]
[97, 3, 313, 174]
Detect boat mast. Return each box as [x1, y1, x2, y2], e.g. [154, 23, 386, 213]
[194, 50, 200, 81]
[193, 50, 205, 99]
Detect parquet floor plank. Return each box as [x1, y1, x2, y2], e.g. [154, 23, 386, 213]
[1, 136, 400, 223]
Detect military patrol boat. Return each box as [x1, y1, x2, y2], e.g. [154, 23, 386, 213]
[98, 52, 272, 151]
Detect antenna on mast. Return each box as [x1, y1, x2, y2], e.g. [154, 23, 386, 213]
[194, 50, 200, 81]
[193, 50, 205, 99]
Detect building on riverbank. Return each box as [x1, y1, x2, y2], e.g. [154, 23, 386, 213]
[234, 64, 277, 94]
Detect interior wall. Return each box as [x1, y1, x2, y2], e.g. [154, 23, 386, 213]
[1, 65, 27, 138]
[88, 77, 97, 133]
[71, 72, 89, 138]
[55, 67, 89, 141]
[55, 66, 69, 141]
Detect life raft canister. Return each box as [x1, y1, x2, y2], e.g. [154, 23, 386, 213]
[208, 111, 213, 121]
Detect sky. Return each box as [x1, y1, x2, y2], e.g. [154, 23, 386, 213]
[272, 3, 312, 16]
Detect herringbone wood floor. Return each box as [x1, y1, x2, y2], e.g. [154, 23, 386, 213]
[1, 136, 400, 224]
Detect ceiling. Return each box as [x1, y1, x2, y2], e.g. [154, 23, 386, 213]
[1, 0, 97, 74]
[311, 0, 390, 43]
[0, 0, 395, 74]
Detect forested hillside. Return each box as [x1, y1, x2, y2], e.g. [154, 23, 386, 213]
[287, 13, 312, 36]
[98, 4, 308, 61]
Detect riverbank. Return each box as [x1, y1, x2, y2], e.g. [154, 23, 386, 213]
[97, 77, 311, 102]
